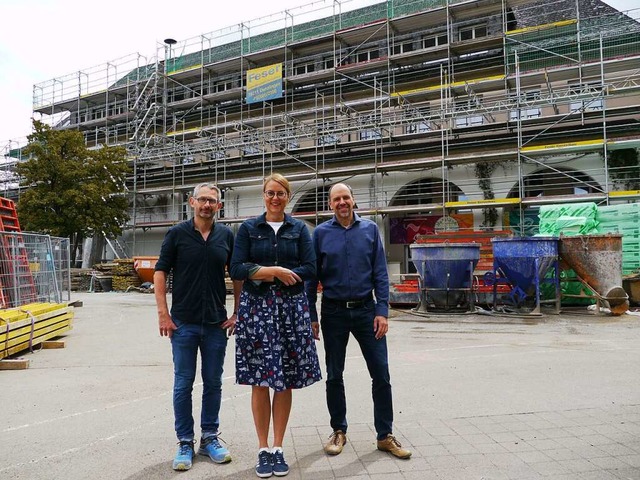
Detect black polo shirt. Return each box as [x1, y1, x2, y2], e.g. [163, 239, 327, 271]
[155, 218, 234, 325]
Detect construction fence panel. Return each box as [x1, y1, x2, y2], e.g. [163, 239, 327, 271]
[0, 232, 71, 309]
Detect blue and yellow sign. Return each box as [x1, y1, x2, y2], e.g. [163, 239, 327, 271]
[246, 63, 283, 104]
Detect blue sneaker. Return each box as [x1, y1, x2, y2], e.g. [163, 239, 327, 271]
[198, 434, 232, 463]
[172, 440, 195, 471]
[272, 448, 289, 477]
[255, 450, 273, 478]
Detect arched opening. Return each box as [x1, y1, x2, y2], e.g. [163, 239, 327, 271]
[387, 177, 470, 274]
[506, 167, 603, 235]
[390, 177, 465, 207]
[506, 167, 601, 199]
[292, 185, 331, 225]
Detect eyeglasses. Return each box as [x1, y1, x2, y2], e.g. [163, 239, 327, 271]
[195, 197, 219, 205]
[264, 190, 288, 199]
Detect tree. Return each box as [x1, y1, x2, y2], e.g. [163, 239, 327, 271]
[15, 120, 130, 265]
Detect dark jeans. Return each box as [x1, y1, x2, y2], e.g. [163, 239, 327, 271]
[171, 319, 228, 441]
[320, 299, 393, 440]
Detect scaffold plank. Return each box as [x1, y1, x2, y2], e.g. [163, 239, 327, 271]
[506, 19, 577, 36]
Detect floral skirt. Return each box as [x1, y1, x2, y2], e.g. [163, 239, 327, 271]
[235, 288, 322, 392]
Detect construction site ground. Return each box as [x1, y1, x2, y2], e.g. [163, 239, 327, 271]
[2, 292, 640, 480]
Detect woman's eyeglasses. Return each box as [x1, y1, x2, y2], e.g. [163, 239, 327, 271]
[264, 191, 287, 199]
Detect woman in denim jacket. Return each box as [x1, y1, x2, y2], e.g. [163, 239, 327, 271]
[230, 173, 321, 478]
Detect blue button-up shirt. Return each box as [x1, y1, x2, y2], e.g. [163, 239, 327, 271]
[230, 213, 316, 295]
[306, 213, 389, 322]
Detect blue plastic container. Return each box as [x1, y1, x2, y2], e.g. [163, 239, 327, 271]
[491, 237, 559, 296]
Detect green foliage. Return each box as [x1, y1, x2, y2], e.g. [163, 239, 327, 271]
[475, 162, 498, 229]
[15, 120, 130, 245]
[608, 148, 640, 190]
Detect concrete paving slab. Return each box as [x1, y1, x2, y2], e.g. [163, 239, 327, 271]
[1, 292, 640, 479]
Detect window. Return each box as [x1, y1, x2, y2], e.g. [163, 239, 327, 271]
[109, 103, 125, 116]
[569, 82, 604, 112]
[294, 61, 315, 76]
[355, 48, 380, 63]
[360, 128, 382, 140]
[422, 33, 448, 49]
[242, 145, 260, 155]
[509, 90, 541, 120]
[459, 24, 487, 41]
[323, 57, 334, 69]
[171, 88, 185, 102]
[347, 48, 380, 64]
[359, 115, 382, 140]
[211, 79, 234, 94]
[455, 115, 483, 127]
[405, 121, 431, 134]
[454, 97, 483, 127]
[318, 122, 339, 146]
[280, 128, 299, 150]
[393, 41, 414, 55]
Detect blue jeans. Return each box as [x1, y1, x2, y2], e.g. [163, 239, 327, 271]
[320, 299, 393, 440]
[171, 319, 228, 441]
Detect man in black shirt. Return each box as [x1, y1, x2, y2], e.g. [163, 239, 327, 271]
[154, 182, 240, 471]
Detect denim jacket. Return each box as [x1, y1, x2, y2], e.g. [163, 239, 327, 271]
[230, 213, 316, 295]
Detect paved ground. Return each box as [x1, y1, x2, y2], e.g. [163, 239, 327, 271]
[2, 292, 640, 479]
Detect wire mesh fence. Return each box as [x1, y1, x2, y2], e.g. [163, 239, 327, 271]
[0, 232, 71, 309]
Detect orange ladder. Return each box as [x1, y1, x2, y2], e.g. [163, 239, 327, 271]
[0, 198, 37, 307]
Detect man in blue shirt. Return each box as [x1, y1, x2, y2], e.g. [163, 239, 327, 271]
[306, 183, 411, 460]
[154, 182, 241, 471]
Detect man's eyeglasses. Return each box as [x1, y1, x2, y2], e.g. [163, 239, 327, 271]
[195, 197, 219, 205]
[264, 190, 288, 199]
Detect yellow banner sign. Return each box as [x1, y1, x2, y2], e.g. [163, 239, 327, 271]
[246, 63, 283, 104]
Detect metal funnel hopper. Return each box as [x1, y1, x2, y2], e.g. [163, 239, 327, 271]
[558, 234, 628, 315]
[491, 237, 559, 296]
[490, 237, 561, 314]
[410, 243, 480, 310]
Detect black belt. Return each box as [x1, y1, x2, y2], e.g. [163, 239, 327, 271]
[322, 294, 373, 309]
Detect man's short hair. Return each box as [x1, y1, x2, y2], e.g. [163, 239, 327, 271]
[192, 182, 222, 200]
[328, 183, 354, 200]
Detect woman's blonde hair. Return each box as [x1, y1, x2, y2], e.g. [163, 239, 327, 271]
[263, 173, 290, 197]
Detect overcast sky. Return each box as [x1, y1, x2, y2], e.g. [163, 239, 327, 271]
[0, 0, 636, 146]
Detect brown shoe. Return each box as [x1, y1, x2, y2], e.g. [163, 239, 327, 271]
[377, 434, 412, 459]
[324, 430, 347, 455]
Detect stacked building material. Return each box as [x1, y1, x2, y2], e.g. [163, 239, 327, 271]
[535, 203, 598, 304]
[538, 202, 599, 236]
[598, 204, 640, 275]
[0, 302, 74, 359]
[90, 262, 114, 292]
[70, 268, 93, 291]
[111, 259, 142, 291]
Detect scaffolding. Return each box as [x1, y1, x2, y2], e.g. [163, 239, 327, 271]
[9, 0, 640, 259]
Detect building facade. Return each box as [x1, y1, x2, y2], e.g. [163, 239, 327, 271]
[17, 0, 640, 271]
